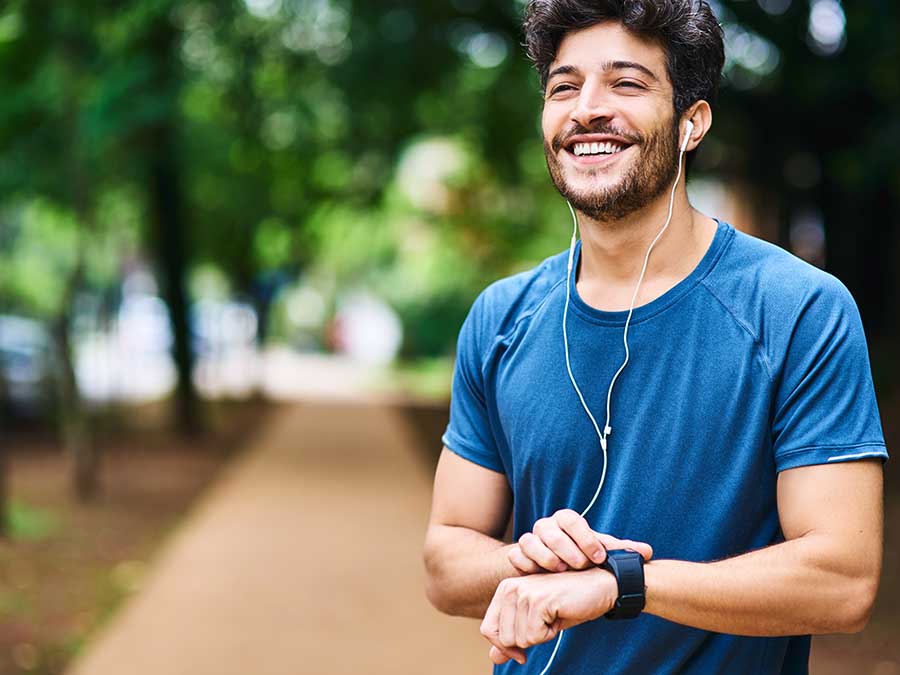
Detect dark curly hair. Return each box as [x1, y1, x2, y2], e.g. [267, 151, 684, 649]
[523, 0, 725, 118]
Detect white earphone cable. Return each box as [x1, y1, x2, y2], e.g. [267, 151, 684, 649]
[539, 127, 689, 675]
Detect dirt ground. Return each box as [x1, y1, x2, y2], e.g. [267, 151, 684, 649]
[0, 400, 270, 675]
[64, 399, 489, 675]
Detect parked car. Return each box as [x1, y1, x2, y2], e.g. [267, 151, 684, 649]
[0, 315, 58, 422]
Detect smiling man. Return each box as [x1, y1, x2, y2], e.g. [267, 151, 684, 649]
[423, 2, 887, 674]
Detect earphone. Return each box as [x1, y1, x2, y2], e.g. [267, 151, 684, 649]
[681, 119, 694, 152]
[540, 118, 694, 675]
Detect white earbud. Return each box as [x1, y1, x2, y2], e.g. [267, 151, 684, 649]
[680, 120, 694, 153]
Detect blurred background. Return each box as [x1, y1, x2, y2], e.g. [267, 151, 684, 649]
[0, 0, 897, 673]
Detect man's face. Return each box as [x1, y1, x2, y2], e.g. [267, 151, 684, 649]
[541, 22, 681, 221]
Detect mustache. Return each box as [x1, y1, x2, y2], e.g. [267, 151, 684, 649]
[551, 124, 642, 153]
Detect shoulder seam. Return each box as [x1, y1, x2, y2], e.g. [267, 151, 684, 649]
[699, 280, 775, 382]
[486, 275, 566, 355]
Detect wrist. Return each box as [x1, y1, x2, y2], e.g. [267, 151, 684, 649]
[584, 566, 619, 620]
[498, 543, 528, 578]
[641, 559, 676, 616]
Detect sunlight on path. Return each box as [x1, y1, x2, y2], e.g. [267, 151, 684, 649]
[66, 402, 489, 675]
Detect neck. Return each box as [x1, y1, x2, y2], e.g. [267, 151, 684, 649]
[575, 186, 703, 286]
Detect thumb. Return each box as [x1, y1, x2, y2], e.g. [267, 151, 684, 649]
[596, 533, 654, 561]
[490, 645, 525, 665]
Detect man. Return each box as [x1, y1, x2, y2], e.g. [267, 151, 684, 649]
[423, 1, 887, 673]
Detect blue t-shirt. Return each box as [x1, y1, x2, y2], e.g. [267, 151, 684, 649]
[441, 219, 887, 675]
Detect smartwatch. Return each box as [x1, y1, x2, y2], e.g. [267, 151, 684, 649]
[600, 549, 646, 620]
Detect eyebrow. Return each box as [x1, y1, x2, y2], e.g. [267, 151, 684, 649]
[546, 60, 660, 84]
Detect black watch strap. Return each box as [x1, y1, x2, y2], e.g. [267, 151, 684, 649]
[600, 549, 646, 620]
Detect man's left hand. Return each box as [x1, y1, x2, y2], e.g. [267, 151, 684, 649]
[479, 567, 618, 665]
[508, 509, 653, 573]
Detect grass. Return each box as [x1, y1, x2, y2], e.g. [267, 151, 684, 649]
[379, 357, 454, 400]
[6, 501, 60, 542]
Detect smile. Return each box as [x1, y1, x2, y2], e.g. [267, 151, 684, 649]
[572, 141, 627, 156]
[563, 143, 634, 166]
[560, 133, 636, 166]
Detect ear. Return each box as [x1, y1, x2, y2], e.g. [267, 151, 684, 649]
[680, 101, 712, 153]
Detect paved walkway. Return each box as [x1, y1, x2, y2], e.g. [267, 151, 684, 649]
[66, 401, 489, 675]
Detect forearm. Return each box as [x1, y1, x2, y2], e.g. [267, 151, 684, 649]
[644, 533, 879, 636]
[424, 523, 522, 618]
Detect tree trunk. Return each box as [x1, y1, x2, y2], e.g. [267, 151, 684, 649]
[0, 442, 8, 537]
[142, 7, 199, 436]
[149, 143, 198, 435]
[54, 257, 100, 501]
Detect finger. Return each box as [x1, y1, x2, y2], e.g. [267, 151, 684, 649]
[508, 545, 542, 574]
[480, 592, 502, 647]
[519, 532, 568, 572]
[554, 509, 607, 565]
[535, 518, 590, 569]
[515, 592, 531, 648]
[526, 593, 564, 647]
[596, 533, 653, 561]
[490, 645, 525, 665]
[498, 584, 517, 648]
[619, 539, 653, 560]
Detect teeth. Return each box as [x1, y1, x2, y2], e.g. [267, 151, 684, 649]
[572, 141, 626, 156]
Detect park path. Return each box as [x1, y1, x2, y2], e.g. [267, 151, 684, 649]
[66, 400, 489, 675]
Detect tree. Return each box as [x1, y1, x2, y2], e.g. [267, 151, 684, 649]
[711, 1, 900, 359]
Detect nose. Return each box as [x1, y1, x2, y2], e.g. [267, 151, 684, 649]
[570, 80, 616, 130]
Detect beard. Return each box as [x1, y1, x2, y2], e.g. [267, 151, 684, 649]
[543, 115, 681, 222]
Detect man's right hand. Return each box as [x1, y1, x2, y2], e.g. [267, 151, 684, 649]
[508, 509, 654, 574]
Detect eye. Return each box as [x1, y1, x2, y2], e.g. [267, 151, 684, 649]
[615, 81, 645, 90]
[549, 83, 577, 96]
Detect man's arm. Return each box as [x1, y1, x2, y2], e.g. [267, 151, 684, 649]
[643, 459, 883, 635]
[425, 449, 654, 617]
[480, 459, 884, 662]
[423, 447, 520, 619]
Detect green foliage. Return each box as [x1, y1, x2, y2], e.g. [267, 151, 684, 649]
[0, 200, 79, 317]
[0, 195, 139, 317]
[8, 500, 60, 541]
[0, 0, 897, 359]
[379, 356, 455, 400]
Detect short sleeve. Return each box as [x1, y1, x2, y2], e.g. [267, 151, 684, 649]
[441, 291, 505, 473]
[772, 276, 888, 472]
